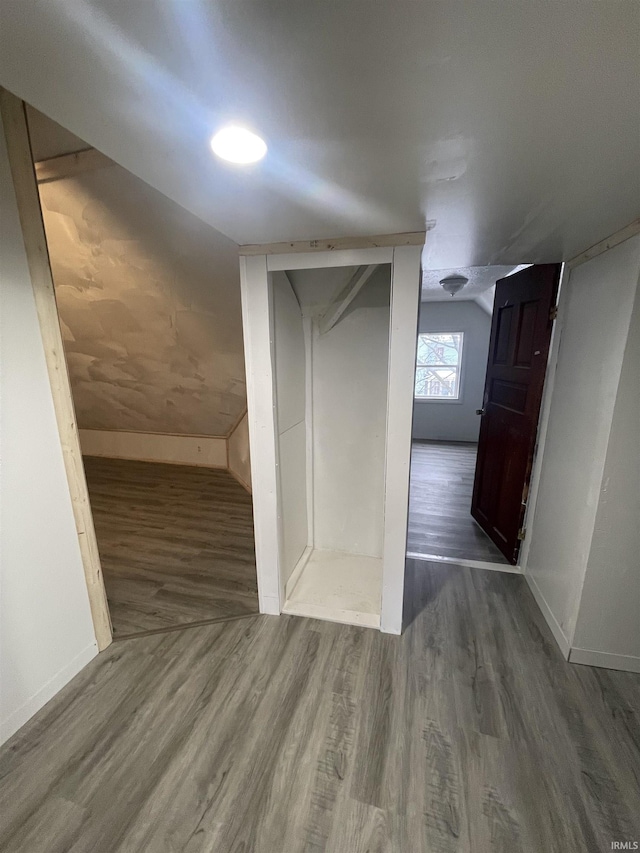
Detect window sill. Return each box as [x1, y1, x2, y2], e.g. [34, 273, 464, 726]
[414, 397, 464, 405]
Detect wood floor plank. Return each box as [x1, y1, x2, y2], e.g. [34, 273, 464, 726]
[408, 441, 509, 564]
[82, 456, 259, 637]
[1, 562, 639, 852]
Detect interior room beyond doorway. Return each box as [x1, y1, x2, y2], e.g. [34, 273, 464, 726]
[407, 264, 532, 568]
[408, 441, 508, 564]
[26, 104, 259, 641]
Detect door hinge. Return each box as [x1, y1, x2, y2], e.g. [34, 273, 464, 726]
[517, 527, 527, 541]
[549, 305, 558, 321]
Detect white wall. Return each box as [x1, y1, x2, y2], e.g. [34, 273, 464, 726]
[79, 429, 227, 468]
[412, 300, 491, 442]
[571, 274, 640, 669]
[0, 115, 97, 746]
[272, 272, 307, 586]
[312, 268, 390, 557]
[227, 412, 251, 492]
[525, 236, 640, 653]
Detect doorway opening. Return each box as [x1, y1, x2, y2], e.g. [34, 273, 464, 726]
[23, 102, 259, 640]
[407, 263, 560, 570]
[273, 263, 392, 628]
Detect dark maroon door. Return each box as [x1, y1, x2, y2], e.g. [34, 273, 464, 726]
[471, 264, 561, 564]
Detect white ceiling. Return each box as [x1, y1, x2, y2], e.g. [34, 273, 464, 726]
[421, 266, 517, 302]
[1, 2, 638, 268]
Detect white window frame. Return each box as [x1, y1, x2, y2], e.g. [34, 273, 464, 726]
[414, 331, 465, 403]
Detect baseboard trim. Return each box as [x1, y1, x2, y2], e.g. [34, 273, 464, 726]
[0, 642, 97, 746]
[524, 573, 571, 660]
[406, 552, 520, 574]
[285, 546, 313, 600]
[258, 594, 281, 616]
[227, 412, 252, 493]
[569, 647, 640, 673]
[79, 429, 227, 469]
[227, 465, 252, 494]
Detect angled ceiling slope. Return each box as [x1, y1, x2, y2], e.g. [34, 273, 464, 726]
[1, 1, 638, 268]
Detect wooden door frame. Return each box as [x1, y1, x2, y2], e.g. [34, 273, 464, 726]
[239, 241, 423, 634]
[0, 89, 112, 650]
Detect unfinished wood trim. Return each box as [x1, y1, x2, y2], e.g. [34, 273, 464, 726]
[0, 89, 112, 650]
[34, 147, 116, 184]
[318, 264, 379, 335]
[239, 230, 429, 257]
[568, 219, 640, 269]
[303, 315, 315, 548]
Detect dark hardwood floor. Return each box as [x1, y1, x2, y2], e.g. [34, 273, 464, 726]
[408, 440, 509, 564]
[83, 456, 259, 638]
[1, 561, 638, 852]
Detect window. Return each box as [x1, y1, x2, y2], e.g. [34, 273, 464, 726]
[414, 332, 464, 400]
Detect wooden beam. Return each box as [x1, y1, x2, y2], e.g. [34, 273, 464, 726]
[34, 147, 116, 184]
[0, 88, 113, 650]
[239, 230, 429, 257]
[568, 219, 640, 269]
[318, 264, 379, 335]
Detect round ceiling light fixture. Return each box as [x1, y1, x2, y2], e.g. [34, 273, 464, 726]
[210, 125, 267, 164]
[439, 274, 469, 297]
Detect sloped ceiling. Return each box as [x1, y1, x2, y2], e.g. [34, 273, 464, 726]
[1, 2, 638, 269]
[30, 111, 246, 437]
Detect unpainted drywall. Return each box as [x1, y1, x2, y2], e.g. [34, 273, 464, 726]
[228, 412, 252, 491]
[412, 300, 491, 442]
[525, 236, 640, 647]
[272, 271, 308, 586]
[38, 164, 246, 436]
[0, 115, 97, 745]
[311, 267, 391, 557]
[572, 270, 640, 663]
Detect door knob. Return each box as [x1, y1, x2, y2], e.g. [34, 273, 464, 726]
[476, 408, 486, 416]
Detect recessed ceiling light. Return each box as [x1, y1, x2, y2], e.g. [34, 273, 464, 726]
[210, 125, 267, 164]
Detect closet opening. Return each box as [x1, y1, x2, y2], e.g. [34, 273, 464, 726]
[272, 264, 392, 628]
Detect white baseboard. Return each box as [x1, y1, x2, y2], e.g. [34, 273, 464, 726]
[406, 552, 520, 574]
[524, 573, 571, 659]
[285, 546, 313, 600]
[258, 594, 281, 616]
[569, 647, 640, 673]
[227, 465, 252, 494]
[227, 412, 252, 492]
[0, 642, 97, 746]
[80, 429, 227, 469]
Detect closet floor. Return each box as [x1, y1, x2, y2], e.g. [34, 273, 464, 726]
[283, 548, 382, 628]
[83, 456, 259, 638]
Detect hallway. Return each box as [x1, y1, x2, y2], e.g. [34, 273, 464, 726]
[1, 561, 638, 852]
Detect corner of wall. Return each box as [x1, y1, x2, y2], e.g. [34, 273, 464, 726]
[227, 411, 252, 493]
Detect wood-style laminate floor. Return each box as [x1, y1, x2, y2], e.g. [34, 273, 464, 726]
[1, 561, 638, 852]
[83, 456, 259, 638]
[408, 440, 509, 564]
